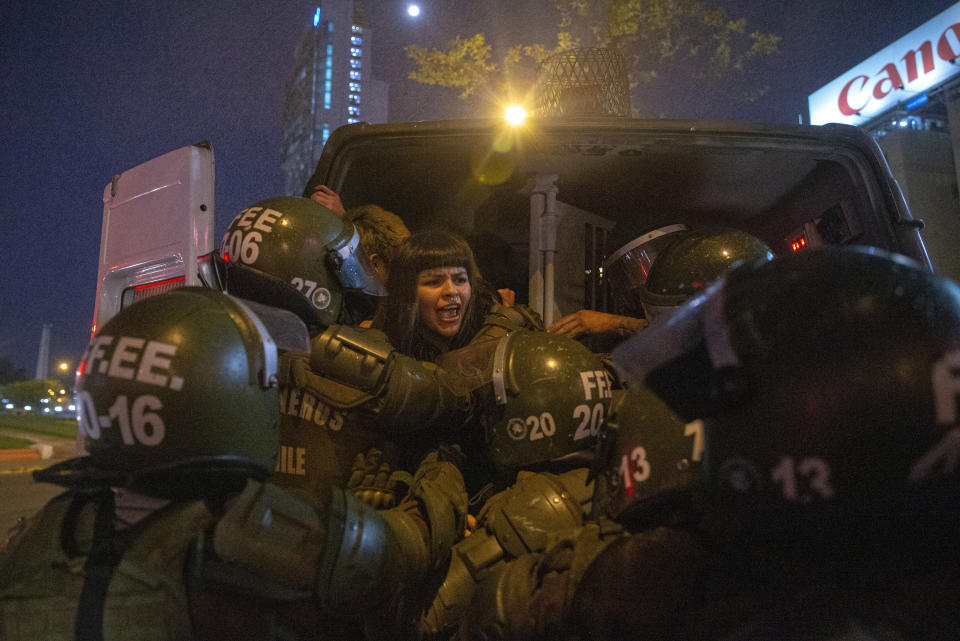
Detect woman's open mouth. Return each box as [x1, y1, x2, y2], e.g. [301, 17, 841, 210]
[438, 303, 461, 324]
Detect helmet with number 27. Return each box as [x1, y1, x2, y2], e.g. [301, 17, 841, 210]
[75, 288, 309, 497]
[220, 197, 385, 329]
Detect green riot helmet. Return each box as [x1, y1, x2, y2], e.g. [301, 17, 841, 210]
[613, 247, 960, 550]
[440, 330, 614, 476]
[637, 227, 773, 321]
[220, 197, 386, 330]
[74, 287, 309, 497]
[638, 228, 773, 320]
[591, 387, 702, 529]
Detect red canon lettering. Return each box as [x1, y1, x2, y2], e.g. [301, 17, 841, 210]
[838, 74, 870, 116]
[937, 23, 960, 62]
[873, 63, 905, 99]
[901, 41, 935, 82]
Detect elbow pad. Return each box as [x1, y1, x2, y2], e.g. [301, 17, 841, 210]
[375, 354, 474, 433]
[213, 480, 431, 615]
[309, 324, 473, 433]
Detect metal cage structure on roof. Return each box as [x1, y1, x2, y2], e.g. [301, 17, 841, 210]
[535, 48, 631, 118]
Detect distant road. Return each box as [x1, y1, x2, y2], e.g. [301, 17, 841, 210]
[0, 428, 75, 530]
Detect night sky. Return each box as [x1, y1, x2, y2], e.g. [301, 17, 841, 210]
[1, 0, 953, 377]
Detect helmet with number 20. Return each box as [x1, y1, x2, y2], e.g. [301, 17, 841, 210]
[614, 247, 960, 548]
[220, 197, 385, 328]
[76, 288, 308, 497]
[479, 330, 614, 474]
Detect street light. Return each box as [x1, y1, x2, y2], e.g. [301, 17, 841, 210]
[504, 104, 528, 126]
[58, 361, 69, 372]
[407, 4, 421, 18]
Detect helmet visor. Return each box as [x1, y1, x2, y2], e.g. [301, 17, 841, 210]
[603, 224, 689, 293]
[333, 229, 388, 297]
[229, 297, 311, 388]
[611, 277, 738, 396]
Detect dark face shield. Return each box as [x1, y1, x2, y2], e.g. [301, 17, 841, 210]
[610, 278, 743, 421]
[329, 228, 388, 297]
[603, 224, 689, 299]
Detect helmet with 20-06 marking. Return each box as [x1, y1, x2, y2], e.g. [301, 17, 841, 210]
[613, 247, 960, 552]
[220, 197, 385, 331]
[75, 287, 309, 498]
[447, 330, 614, 477]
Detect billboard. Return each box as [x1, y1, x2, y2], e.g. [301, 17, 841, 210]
[809, 3, 960, 125]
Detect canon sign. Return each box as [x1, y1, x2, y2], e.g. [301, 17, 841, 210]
[809, 3, 960, 126]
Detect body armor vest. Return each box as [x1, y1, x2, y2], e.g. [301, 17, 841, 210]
[0, 492, 210, 641]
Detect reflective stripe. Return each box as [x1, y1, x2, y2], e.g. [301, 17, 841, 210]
[702, 278, 739, 369]
[229, 296, 279, 389]
[492, 333, 514, 405]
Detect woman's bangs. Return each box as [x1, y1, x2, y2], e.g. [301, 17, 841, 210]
[413, 244, 471, 275]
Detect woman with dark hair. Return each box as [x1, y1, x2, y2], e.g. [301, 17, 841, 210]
[373, 229, 500, 361]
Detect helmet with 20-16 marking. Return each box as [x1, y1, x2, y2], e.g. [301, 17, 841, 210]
[74, 287, 309, 498]
[613, 247, 960, 554]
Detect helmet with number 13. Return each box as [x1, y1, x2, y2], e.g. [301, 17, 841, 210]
[613, 247, 960, 550]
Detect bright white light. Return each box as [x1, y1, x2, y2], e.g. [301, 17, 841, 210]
[54, 406, 63, 412]
[24, 405, 32, 411]
[43, 408, 50, 413]
[504, 104, 527, 126]
[407, 4, 421, 17]
[68, 404, 76, 411]
[899, 120, 908, 127]
[4, 404, 12, 409]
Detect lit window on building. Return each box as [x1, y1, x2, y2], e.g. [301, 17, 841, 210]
[350, 59, 362, 69]
[322, 124, 331, 145]
[324, 44, 333, 110]
[349, 82, 361, 92]
[352, 24, 363, 34]
[349, 93, 360, 104]
[351, 36, 362, 46]
[348, 105, 360, 116]
[350, 70, 361, 80]
[350, 47, 362, 58]
[347, 117, 359, 124]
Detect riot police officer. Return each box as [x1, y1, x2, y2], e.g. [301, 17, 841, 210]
[0, 289, 467, 641]
[219, 197, 541, 506]
[461, 247, 960, 640]
[549, 225, 773, 346]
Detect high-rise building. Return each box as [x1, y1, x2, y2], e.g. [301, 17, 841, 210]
[281, 1, 389, 196]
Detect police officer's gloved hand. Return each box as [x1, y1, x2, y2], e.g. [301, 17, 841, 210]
[347, 447, 412, 509]
[276, 352, 311, 389]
